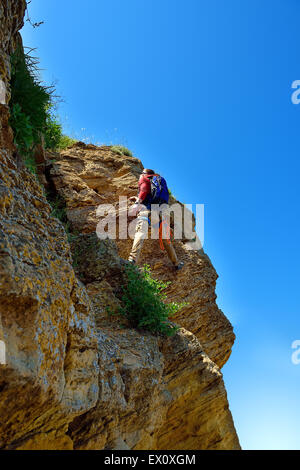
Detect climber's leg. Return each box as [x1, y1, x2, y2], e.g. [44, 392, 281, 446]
[128, 210, 150, 265]
[162, 238, 178, 266]
[159, 207, 183, 269]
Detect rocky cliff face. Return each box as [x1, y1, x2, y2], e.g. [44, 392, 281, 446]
[0, 0, 240, 450]
[0, 0, 26, 150]
[49, 144, 235, 369]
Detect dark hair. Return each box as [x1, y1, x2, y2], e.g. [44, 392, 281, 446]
[143, 169, 155, 175]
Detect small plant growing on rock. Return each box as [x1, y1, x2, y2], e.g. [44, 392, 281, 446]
[56, 134, 78, 150]
[111, 145, 133, 157]
[119, 264, 184, 336]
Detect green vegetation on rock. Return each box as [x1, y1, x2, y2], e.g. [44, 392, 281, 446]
[119, 264, 184, 336]
[111, 145, 133, 157]
[9, 46, 76, 172]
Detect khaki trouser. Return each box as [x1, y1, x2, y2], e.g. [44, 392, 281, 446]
[128, 208, 178, 266]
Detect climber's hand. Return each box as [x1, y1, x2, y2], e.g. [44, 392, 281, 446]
[128, 203, 143, 217]
[129, 196, 138, 202]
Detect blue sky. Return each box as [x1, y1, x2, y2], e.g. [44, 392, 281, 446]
[21, 0, 300, 449]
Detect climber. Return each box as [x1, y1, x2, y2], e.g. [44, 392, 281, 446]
[128, 169, 184, 270]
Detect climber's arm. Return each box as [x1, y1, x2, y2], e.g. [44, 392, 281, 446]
[138, 176, 151, 204]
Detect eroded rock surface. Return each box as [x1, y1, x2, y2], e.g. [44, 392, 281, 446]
[0, 146, 99, 450]
[49, 144, 235, 368]
[0, 0, 240, 450]
[44, 143, 240, 449]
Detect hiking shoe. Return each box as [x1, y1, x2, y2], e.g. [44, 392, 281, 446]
[120, 259, 136, 268]
[174, 261, 184, 271]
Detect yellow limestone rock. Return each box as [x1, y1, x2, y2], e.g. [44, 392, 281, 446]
[49, 143, 235, 368]
[0, 1, 240, 449]
[47, 143, 240, 449]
